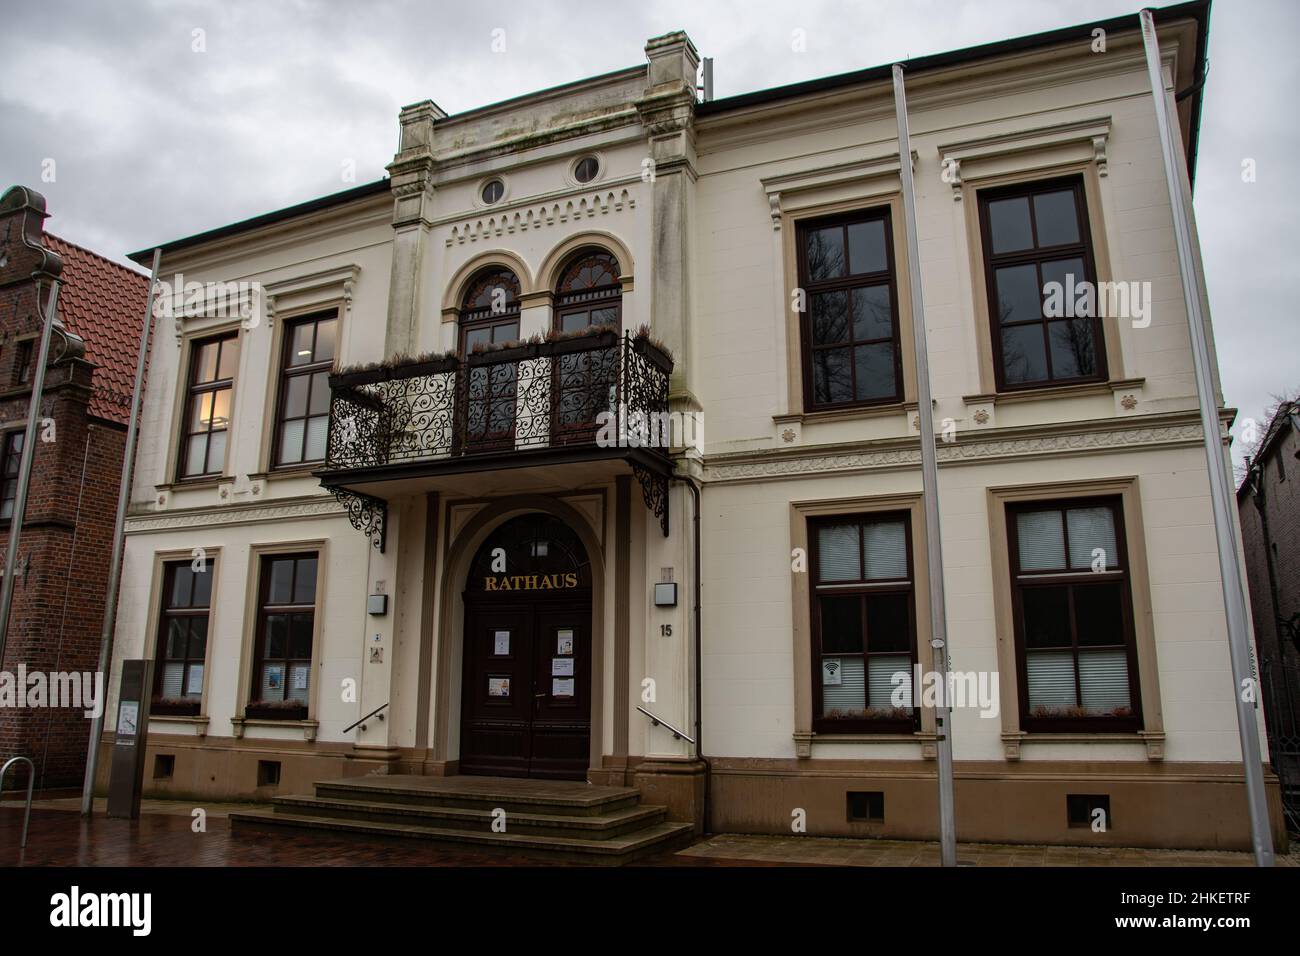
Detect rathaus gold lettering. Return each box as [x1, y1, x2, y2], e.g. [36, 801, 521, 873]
[482, 572, 579, 592]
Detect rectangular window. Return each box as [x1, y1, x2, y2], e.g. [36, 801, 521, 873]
[274, 313, 337, 467]
[978, 177, 1106, 390]
[15, 340, 33, 386]
[1007, 497, 1140, 731]
[797, 208, 902, 410]
[152, 559, 214, 715]
[810, 513, 917, 733]
[179, 333, 239, 479]
[248, 553, 318, 719]
[1, 431, 22, 520]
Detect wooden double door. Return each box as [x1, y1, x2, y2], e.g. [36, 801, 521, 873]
[459, 598, 591, 780]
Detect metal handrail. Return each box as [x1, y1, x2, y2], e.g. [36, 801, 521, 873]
[1, 755, 35, 848]
[342, 702, 388, 735]
[636, 706, 695, 745]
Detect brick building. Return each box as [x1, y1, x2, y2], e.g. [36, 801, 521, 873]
[1238, 399, 1300, 831]
[0, 185, 150, 789]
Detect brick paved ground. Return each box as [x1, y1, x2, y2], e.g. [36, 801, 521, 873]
[2, 799, 1294, 867]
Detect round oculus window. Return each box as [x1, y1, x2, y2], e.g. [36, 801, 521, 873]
[481, 179, 504, 204]
[573, 156, 599, 184]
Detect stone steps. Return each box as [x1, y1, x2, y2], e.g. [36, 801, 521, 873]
[228, 774, 693, 864]
[269, 794, 669, 839]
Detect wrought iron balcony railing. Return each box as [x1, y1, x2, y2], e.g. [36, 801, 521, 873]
[319, 329, 674, 550]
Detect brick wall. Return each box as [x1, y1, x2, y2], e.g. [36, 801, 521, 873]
[0, 188, 134, 789]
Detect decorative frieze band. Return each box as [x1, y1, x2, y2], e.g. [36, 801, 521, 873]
[124, 498, 347, 534]
[704, 419, 1207, 483]
[446, 189, 636, 246]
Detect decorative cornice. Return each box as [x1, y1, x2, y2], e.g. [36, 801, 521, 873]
[938, 116, 1112, 200]
[125, 497, 346, 534]
[634, 85, 696, 137]
[263, 264, 359, 329]
[704, 414, 1211, 483]
[761, 152, 914, 230]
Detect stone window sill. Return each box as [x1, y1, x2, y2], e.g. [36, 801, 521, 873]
[795, 730, 939, 759]
[776, 401, 916, 428]
[249, 467, 323, 483]
[1001, 730, 1164, 761]
[231, 716, 318, 742]
[147, 714, 210, 736]
[964, 377, 1145, 407]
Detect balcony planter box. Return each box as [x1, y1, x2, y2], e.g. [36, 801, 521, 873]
[151, 698, 201, 717]
[395, 355, 460, 379]
[467, 342, 539, 367]
[548, 328, 620, 357]
[333, 354, 459, 388]
[244, 702, 308, 721]
[631, 336, 673, 373]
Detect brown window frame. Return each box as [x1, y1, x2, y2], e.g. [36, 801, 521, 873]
[0, 431, 24, 523]
[1006, 496, 1141, 733]
[553, 249, 622, 334]
[151, 559, 215, 717]
[978, 175, 1107, 392]
[272, 312, 338, 469]
[809, 511, 919, 735]
[458, 267, 522, 355]
[551, 250, 622, 444]
[177, 332, 238, 480]
[247, 552, 318, 721]
[458, 268, 523, 451]
[796, 207, 904, 412]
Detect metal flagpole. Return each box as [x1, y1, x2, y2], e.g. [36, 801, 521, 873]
[0, 278, 63, 669]
[1139, 9, 1274, 866]
[80, 248, 161, 816]
[892, 63, 958, 867]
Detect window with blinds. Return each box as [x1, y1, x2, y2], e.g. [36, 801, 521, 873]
[151, 560, 214, 716]
[811, 513, 917, 733]
[1008, 497, 1140, 732]
[248, 553, 318, 719]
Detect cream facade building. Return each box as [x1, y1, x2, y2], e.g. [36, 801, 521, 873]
[102, 0, 1287, 850]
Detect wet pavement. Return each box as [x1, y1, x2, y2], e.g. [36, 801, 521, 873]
[2, 799, 1293, 867]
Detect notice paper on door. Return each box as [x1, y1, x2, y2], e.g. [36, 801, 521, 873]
[493, 631, 510, 655]
[551, 658, 574, 676]
[552, 677, 574, 698]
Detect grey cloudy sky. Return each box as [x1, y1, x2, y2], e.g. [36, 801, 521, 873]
[1, 0, 1295, 457]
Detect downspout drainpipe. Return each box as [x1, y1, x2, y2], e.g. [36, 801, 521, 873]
[672, 472, 709, 834]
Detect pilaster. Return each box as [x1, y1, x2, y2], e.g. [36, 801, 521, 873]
[384, 100, 447, 354]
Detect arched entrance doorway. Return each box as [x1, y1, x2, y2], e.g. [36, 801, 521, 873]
[459, 513, 592, 780]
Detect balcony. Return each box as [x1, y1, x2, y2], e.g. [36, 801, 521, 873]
[316, 328, 674, 550]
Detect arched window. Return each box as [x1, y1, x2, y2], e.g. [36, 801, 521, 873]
[459, 267, 522, 450]
[554, 250, 621, 334]
[459, 267, 521, 355]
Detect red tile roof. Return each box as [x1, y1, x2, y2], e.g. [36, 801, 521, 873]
[44, 235, 151, 424]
